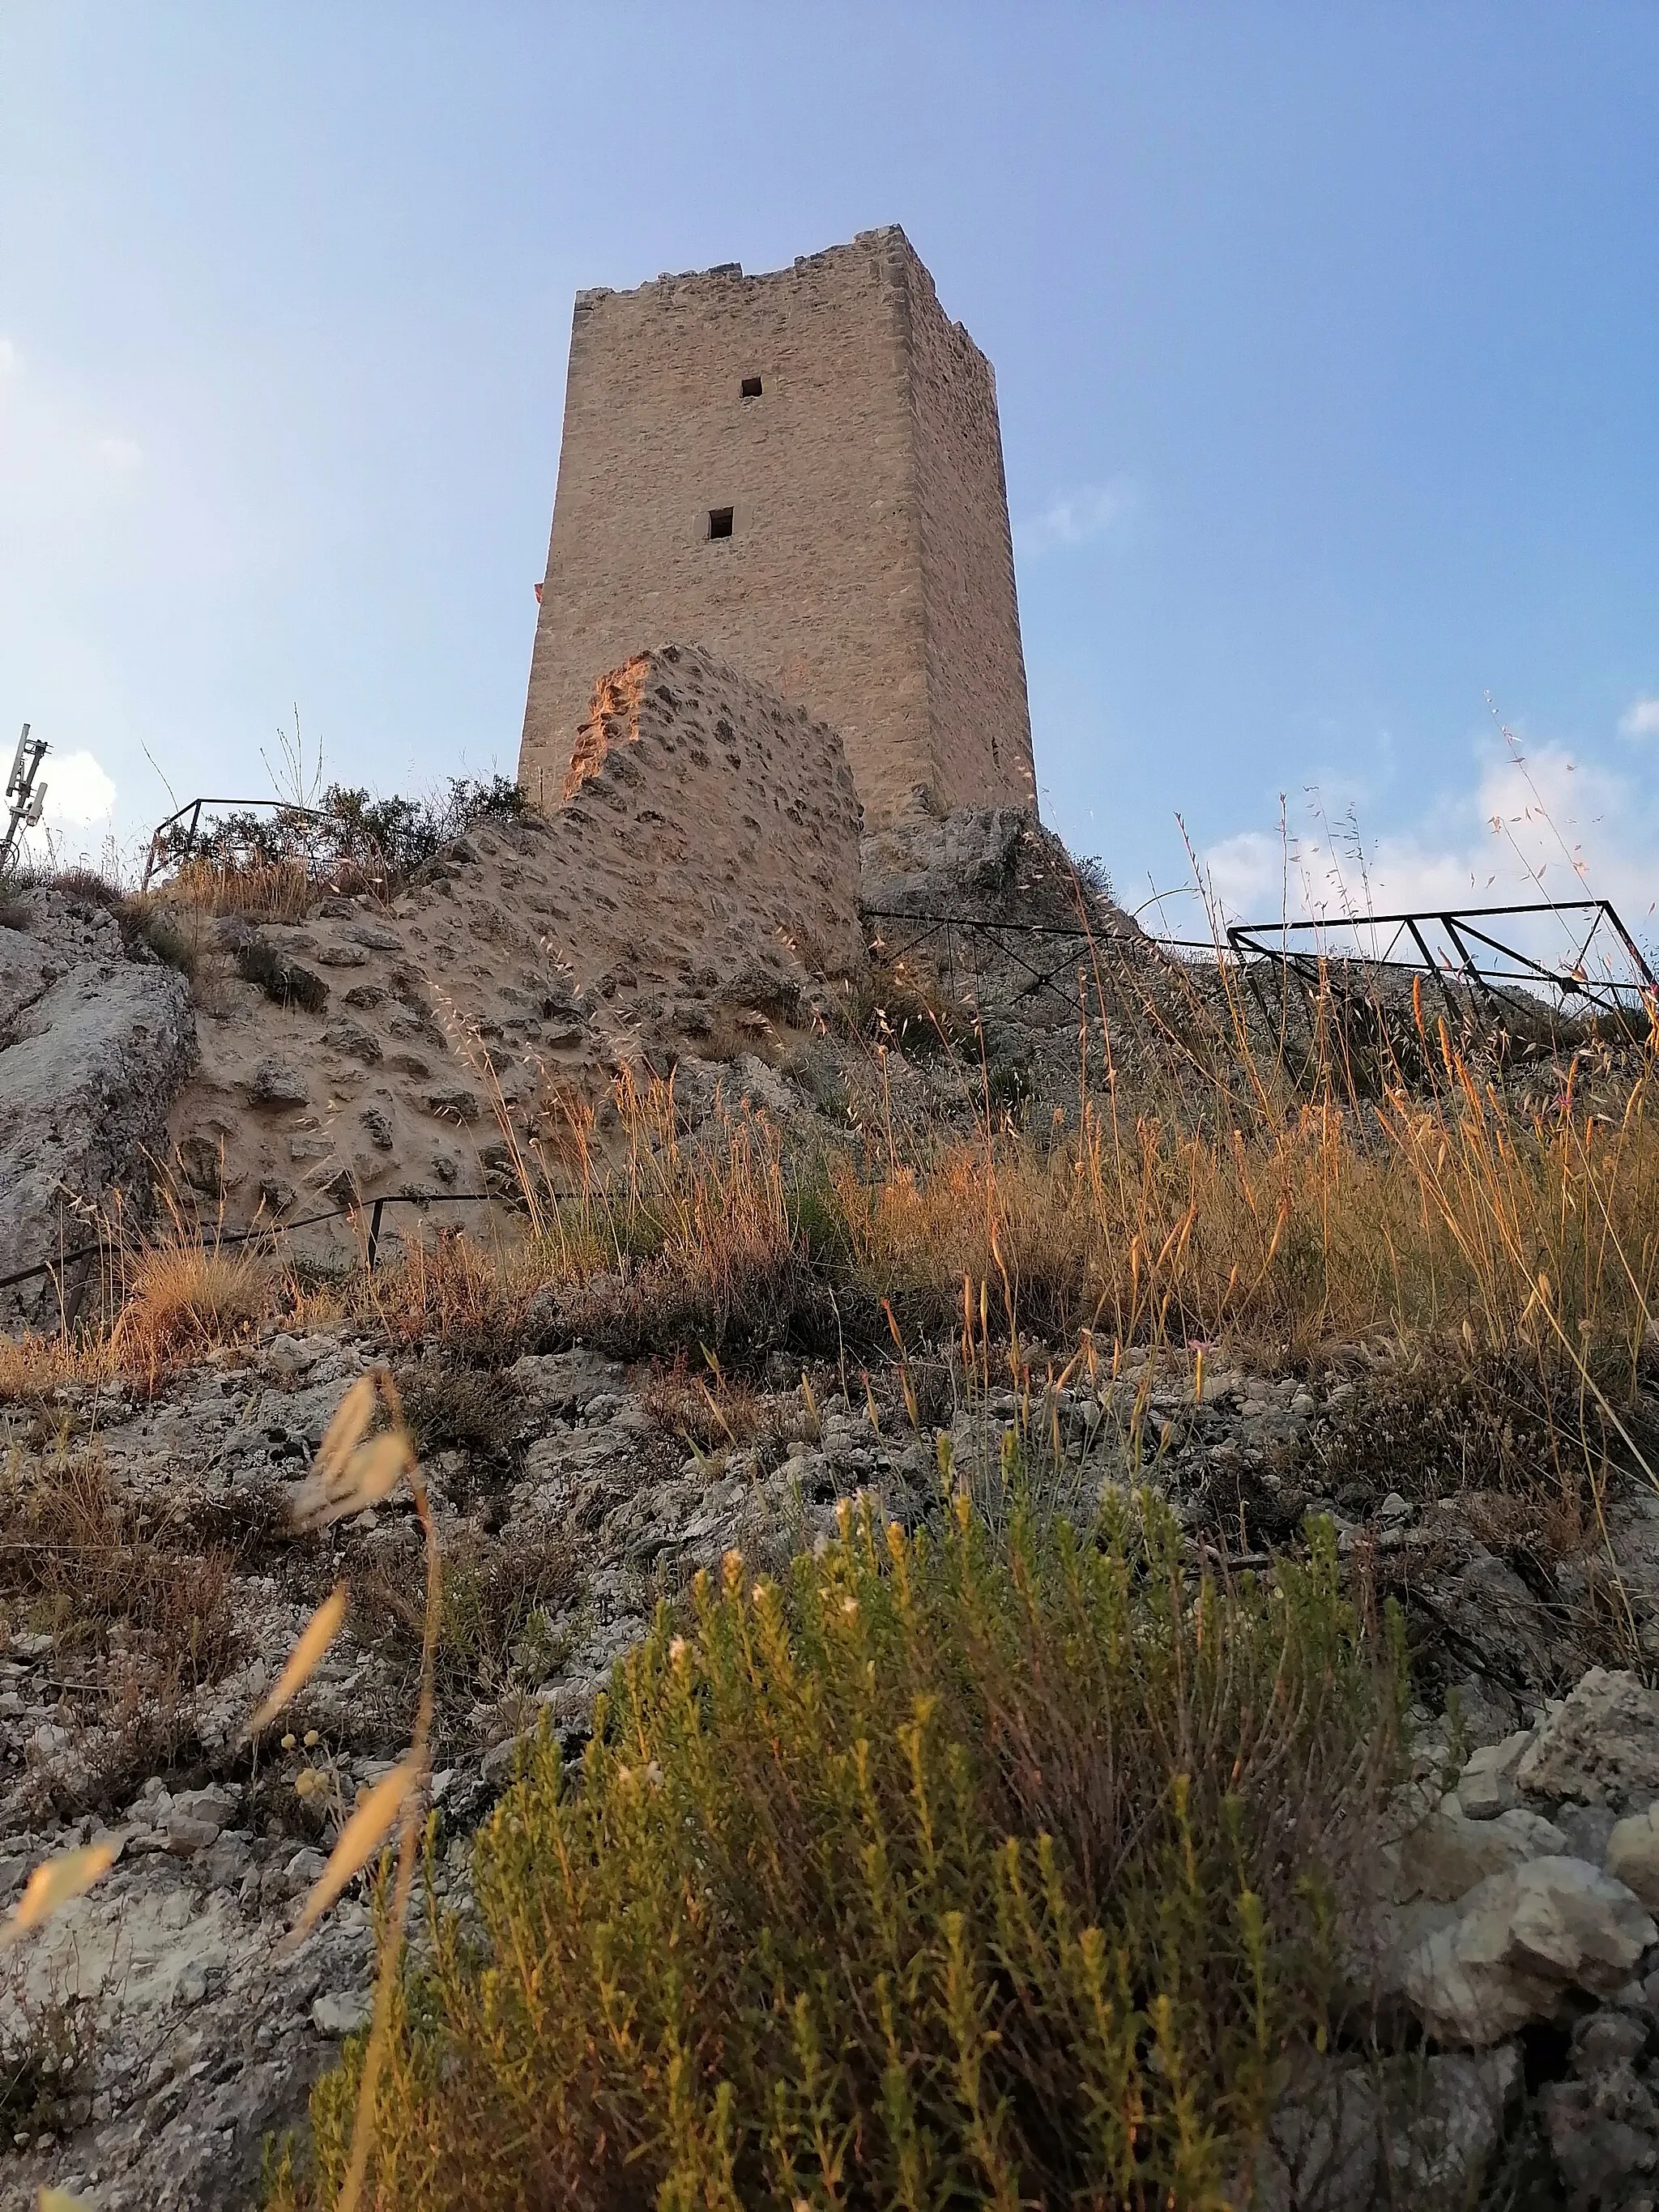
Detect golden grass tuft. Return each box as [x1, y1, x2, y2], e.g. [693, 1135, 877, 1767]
[109, 1237, 275, 1378]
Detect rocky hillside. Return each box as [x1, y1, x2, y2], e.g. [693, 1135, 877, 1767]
[4, 1314, 1659, 2207]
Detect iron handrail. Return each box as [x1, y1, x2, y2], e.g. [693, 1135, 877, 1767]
[140, 798, 380, 892]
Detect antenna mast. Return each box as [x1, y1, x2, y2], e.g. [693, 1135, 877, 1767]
[1, 724, 49, 872]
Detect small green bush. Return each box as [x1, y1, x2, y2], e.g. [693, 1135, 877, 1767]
[158, 774, 527, 889]
[236, 936, 330, 1012]
[273, 1490, 1404, 2210]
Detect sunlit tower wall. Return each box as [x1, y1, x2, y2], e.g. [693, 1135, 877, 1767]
[517, 226, 1037, 829]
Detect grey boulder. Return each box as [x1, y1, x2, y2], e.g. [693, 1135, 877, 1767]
[1516, 1668, 1659, 1813]
[1607, 1804, 1659, 1914]
[0, 955, 195, 1320]
[1403, 1856, 1657, 2047]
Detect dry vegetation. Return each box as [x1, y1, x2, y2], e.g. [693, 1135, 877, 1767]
[0, 1448, 242, 1690]
[4, 970, 1655, 1466]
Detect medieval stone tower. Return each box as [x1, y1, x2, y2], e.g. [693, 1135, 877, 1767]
[517, 226, 1037, 829]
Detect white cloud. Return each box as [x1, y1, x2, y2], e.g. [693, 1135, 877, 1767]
[1202, 736, 1659, 972]
[96, 434, 143, 472]
[0, 338, 19, 378]
[1015, 477, 1137, 560]
[38, 748, 117, 827]
[1618, 697, 1659, 740]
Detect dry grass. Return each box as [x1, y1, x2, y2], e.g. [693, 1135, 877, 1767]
[0, 1330, 107, 1404]
[835, 1050, 1659, 1382]
[0, 1234, 275, 1401]
[323, 1009, 1659, 1501]
[524, 1070, 812, 1338]
[6, 941, 1652, 1486]
[159, 853, 331, 921]
[109, 1234, 275, 1382]
[639, 1352, 794, 1453]
[0, 1451, 240, 1686]
[352, 1523, 577, 1701]
[360, 1069, 828, 1362]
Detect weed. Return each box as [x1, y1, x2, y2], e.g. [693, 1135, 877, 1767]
[639, 1352, 791, 1453]
[1311, 1346, 1654, 1511]
[396, 1360, 522, 1471]
[352, 1524, 575, 1702]
[0, 1965, 97, 2138]
[0, 1451, 239, 1686]
[271, 1490, 1405, 2211]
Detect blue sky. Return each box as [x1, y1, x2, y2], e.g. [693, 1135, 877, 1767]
[3, 4, 1656, 946]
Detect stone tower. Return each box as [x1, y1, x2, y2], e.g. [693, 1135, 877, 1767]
[517, 226, 1036, 829]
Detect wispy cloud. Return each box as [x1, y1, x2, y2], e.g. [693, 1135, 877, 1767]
[1203, 731, 1659, 959]
[1014, 477, 1137, 560]
[1618, 696, 1659, 740]
[0, 338, 19, 379]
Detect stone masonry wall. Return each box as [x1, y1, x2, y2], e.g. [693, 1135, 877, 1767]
[518, 227, 1037, 829]
[902, 253, 1036, 812]
[166, 647, 864, 1243]
[539, 641, 865, 998]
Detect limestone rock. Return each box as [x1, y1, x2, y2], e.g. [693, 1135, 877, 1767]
[312, 1989, 372, 2039]
[1607, 1804, 1659, 1912]
[1400, 1801, 1567, 1900]
[1456, 1730, 1532, 1819]
[1542, 2007, 1659, 2210]
[1266, 2045, 1520, 2212]
[1559, 1801, 1620, 1865]
[1516, 1667, 1659, 1811]
[1403, 1856, 1657, 2046]
[0, 957, 195, 1320]
[1392, 2048, 1522, 2196]
[1268, 2061, 1380, 2212]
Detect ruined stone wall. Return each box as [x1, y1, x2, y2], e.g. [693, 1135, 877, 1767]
[536, 642, 865, 1000]
[166, 648, 864, 1240]
[518, 227, 1036, 829]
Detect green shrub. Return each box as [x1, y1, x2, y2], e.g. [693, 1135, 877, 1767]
[271, 1490, 1404, 2211]
[158, 775, 527, 890]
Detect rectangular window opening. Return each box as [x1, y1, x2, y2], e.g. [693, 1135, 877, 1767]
[707, 506, 735, 540]
[740, 375, 763, 399]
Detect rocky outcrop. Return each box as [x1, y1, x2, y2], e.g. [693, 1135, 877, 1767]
[1263, 2046, 1521, 2212]
[860, 801, 1141, 948]
[0, 890, 195, 1322]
